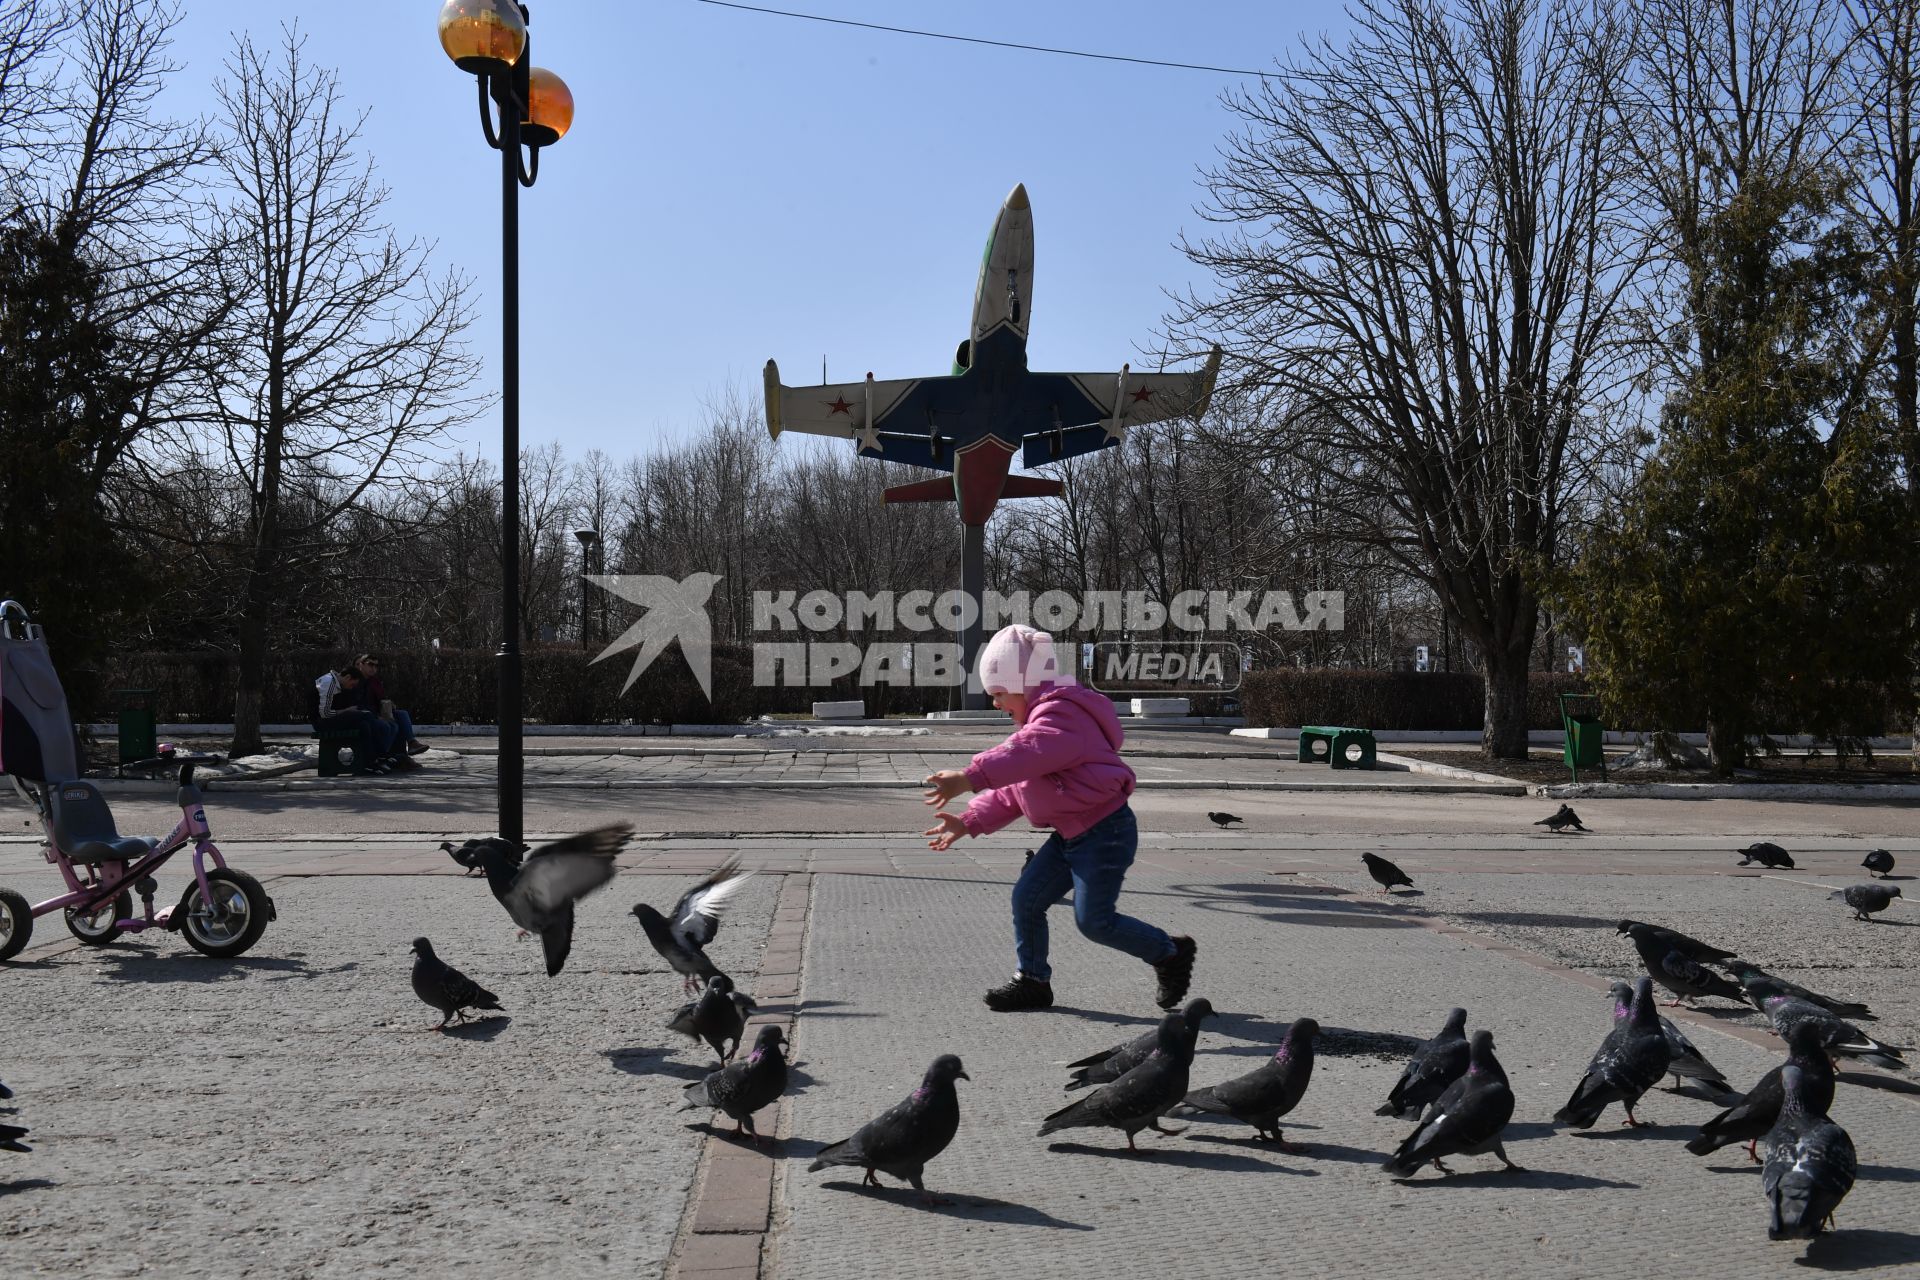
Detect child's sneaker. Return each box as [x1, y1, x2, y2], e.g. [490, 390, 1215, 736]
[1153, 936, 1197, 1008]
[983, 976, 1054, 1011]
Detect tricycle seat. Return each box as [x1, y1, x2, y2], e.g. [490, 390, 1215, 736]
[47, 781, 157, 864]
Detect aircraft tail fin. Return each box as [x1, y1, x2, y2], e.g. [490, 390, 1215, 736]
[1000, 476, 1064, 500]
[882, 478, 955, 504]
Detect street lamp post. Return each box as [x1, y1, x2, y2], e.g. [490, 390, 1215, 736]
[439, 0, 574, 847]
[573, 527, 600, 649]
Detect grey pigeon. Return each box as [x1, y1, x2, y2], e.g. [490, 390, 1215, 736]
[476, 823, 631, 976]
[1063, 999, 1214, 1091]
[1620, 923, 1745, 1006]
[1762, 1064, 1857, 1240]
[1382, 1030, 1519, 1178]
[1555, 976, 1672, 1128]
[1613, 920, 1737, 962]
[1207, 811, 1243, 829]
[409, 937, 504, 1031]
[668, 974, 756, 1063]
[1038, 1006, 1210, 1150]
[1535, 804, 1587, 832]
[1360, 852, 1413, 893]
[1688, 1024, 1835, 1164]
[808, 1054, 969, 1203]
[1744, 977, 1907, 1072]
[441, 835, 525, 877]
[0, 1078, 11, 1100]
[1737, 841, 1795, 869]
[1861, 848, 1895, 879]
[633, 857, 757, 993]
[1831, 882, 1902, 921]
[1606, 981, 1733, 1094]
[1730, 963, 1873, 1021]
[683, 1024, 788, 1142]
[0, 1121, 27, 1154]
[1377, 1007, 1470, 1119]
[1173, 1016, 1319, 1147]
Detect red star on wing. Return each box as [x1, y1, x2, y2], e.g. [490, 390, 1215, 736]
[825, 395, 855, 416]
[1129, 385, 1153, 403]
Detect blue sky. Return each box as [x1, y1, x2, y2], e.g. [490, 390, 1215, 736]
[161, 1, 1352, 460]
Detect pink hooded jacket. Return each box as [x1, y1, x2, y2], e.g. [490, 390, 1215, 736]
[958, 683, 1137, 839]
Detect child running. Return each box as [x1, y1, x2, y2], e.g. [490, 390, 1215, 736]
[922, 623, 1196, 1012]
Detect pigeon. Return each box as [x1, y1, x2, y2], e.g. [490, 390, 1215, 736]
[1613, 920, 1737, 963]
[1687, 1024, 1836, 1163]
[683, 1024, 789, 1142]
[441, 835, 525, 877]
[1762, 1064, 1857, 1241]
[808, 1054, 969, 1204]
[1173, 1016, 1319, 1147]
[408, 937, 504, 1031]
[1737, 841, 1796, 869]
[1063, 999, 1215, 1091]
[633, 857, 757, 993]
[1555, 976, 1672, 1128]
[1535, 804, 1587, 832]
[1620, 923, 1745, 1006]
[1861, 848, 1895, 879]
[1377, 1007, 1470, 1119]
[1382, 1030, 1520, 1178]
[476, 823, 631, 976]
[668, 974, 757, 1063]
[1360, 852, 1413, 893]
[1038, 1005, 1210, 1150]
[0, 1121, 27, 1154]
[1605, 981, 1733, 1094]
[0, 1079, 10, 1100]
[1744, 977, 1907, 1071]
[1831, 883, 1903, 921]
[1207, 811, 1243, 829]
[1730, 963, 1873, 1021]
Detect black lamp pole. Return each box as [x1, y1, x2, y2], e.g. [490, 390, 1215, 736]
[574, 528, 599, 649]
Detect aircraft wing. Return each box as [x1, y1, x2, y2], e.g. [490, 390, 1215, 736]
[763, 360, 942, 447]
[1019, 347, 1221, 468]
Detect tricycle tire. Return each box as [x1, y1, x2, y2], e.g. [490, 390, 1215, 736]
[0, 888, 33, 961]
[65, 890, 134, 946]
[178, 869, 272, 958]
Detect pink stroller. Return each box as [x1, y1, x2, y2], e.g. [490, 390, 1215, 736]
[0, 601, 275, 961]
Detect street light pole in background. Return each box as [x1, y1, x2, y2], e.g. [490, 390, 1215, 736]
[438, 0, 574, 847]
[573, 527, 600, 649]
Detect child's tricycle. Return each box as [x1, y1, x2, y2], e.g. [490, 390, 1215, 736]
[0, 601, 275, 962]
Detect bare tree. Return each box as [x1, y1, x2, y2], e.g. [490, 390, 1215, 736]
[1173, 0, 1646, 755]
[181, 26, 481, 755]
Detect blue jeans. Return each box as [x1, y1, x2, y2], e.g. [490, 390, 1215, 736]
[390, 709, 415, 745]
[1011, 805, 1173, 982]
[366, 714, 399, 757]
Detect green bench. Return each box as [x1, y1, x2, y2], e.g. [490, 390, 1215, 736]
[1298, 725, 1376, 770]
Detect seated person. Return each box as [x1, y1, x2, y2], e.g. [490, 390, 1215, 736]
[314, 665, 397, 772]
[353, 653, 426, 756]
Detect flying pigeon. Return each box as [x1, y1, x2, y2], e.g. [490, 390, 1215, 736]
[1861, 848, 1895, 879]
[1062, 999, 1215, 1091]
[1744, 977, 1907, 1071]
[441, 835, 525, 877]
[409, 937, 505, 1031]
[475, 823, 631, 976]
[1605, 982, 1732, 1094]
[1207, 812, 1243, 829]
[1620, 923, 1745, 1006]
[1038, 1006, 1210, 1151]
[1382, 1030, 1519, 1179]
[1555, 976, 1672, 1128]
[1535, 804, 1587, 833]
[1687, 1024, 1836, 1164]
[1737, 841, 1796, 869]
[633, 857, 757, 994]
[1360, 852, 1413, 893]
[808, 1054, 969, 1204]
[1173, 1016, 1319, 1148]
[1377, 1007, 1470, 1119]
[1730, 963, 1873, 1021]
[1762, 1064, 1857, 1240]
[1613, 920, 1737, 963]
[668, 974, 757, 1063]
[1831, 882, 1903, 922]
[683, 1024, 789, 1142]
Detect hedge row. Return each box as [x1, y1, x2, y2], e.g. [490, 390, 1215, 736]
[1237, 669, 1599, 732]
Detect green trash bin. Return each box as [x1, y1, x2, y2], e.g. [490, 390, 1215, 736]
[1558, 693, 1607, 783]
[116, 688, 157, 764]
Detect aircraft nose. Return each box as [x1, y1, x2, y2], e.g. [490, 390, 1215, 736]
[1006, 182, 1029, 211]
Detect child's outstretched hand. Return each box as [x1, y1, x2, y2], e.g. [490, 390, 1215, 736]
[924, 813, 966, 850]
[922, 769, 972, 810]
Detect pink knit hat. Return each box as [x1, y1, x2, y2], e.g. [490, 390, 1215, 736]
[976, 624, 1070, 696]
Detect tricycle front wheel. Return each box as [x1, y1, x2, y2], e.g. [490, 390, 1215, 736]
[66, 890, 134, 946]
[178, 869, 273, 958]
[0, 888, 33, 961]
